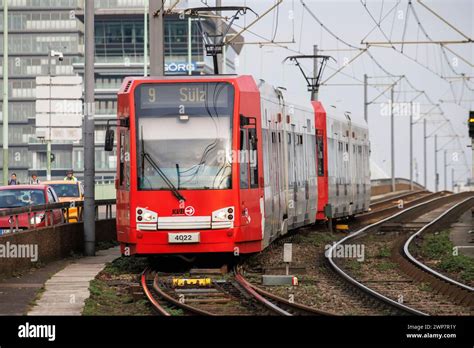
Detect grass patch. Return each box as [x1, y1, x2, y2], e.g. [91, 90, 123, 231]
[418, 282, 432, 292]
[27, 286, 46, 314]
[421, 230, 453, 259]
[376, 261, 396, 272]
[96, 240, 119, 251]
[439, 255, 474, 282]
[83, 256, 154, 316]
[163, 307, 184, 316]
[421, 230, 474, 282]
[83, 279, 152, 316]
[344, 260, 362, 273]
[294, 232, 338, 246]
[103, 256, 149, 275]
[378, 246, 391, 258]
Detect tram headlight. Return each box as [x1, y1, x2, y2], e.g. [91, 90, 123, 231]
[143, 212, 154, 222]
[212, 207, 235, 222]
[136, 207, 157, 223]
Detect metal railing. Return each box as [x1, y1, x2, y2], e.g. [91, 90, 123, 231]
[0, 199, 116, 234]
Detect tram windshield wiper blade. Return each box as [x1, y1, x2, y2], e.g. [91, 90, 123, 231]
[142, 152, 186, 202]
[140, 126, 185, 201]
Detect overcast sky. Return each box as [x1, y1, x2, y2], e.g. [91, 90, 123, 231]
[182, 0, 473, 190]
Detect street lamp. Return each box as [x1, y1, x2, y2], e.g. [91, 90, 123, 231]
[46, 49, 64, 180]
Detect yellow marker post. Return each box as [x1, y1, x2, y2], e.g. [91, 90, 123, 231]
[335, 224, 349, 231]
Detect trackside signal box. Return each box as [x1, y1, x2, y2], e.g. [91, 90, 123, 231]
[469, 111, 474, 138]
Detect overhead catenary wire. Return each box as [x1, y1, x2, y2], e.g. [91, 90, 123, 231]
[203, 0, 472, 180]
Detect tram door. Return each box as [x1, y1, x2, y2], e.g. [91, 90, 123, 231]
[238, 115, 262, 243]
[117, 128, 131, 241]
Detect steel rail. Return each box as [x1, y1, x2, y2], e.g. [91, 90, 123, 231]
[234, 271, 292, 316]
[326, 194, 466, 316]
[140, 269, 171, 316]
[151, 273, 215, 316]
[327, 192, 473, 316]
[243, 276, 335, 316]
[403, 196, 474, 292]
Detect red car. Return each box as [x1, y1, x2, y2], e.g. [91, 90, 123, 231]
[0, 184, 64, 234]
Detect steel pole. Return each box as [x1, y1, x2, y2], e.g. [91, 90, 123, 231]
[2, 1, 8, 185]
[144, 0, 148, 76]
[409, 102, 413, 190]
[83, 0, 95, 256]
[312, 45, 318, 101]
[363, 74, 368, 123]
[149, 0, 164, 76]
[216, 0, 223, 73]
[188, 16, 192, 76]
[47, 51, 52, 181]
[470, 138, 474, 186]
[434, 134, 438, 192]
[472, 138, 474, 186]
[423, 118, 427, 189]
[443, 149, 447, 190]
[391, 87, 395, 192]
[451, 167, 455, 192]
[46, 141, 51, 180]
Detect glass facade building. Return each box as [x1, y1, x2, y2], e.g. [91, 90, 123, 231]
[0, 0, 82, 183]
[0, 0, 240, 183]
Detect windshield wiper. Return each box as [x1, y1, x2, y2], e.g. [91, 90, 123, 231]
[142, 153, 186, 202]
[140, 128, 185, 202]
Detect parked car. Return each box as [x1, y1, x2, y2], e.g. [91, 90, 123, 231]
[0, 185, 64, 234]
[42, 180, 84, 222]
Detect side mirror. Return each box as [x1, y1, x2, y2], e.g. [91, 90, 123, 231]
[104, 128, 115, 151]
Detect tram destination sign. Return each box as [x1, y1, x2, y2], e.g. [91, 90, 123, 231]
[138, 83, 232, 110]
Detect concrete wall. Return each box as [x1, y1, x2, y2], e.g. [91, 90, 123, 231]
[371, 183, 418, 196]
[0, 220, 116, 279]
[371, 178, 426, 196]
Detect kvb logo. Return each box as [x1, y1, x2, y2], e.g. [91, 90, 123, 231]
[184, 206, 195, 216]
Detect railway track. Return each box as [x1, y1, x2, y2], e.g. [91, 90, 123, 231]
[141, 266, 334, 316]
[369, 190, 428, 209]
[356, 190, 441, 223]
[328, 192, 474, 316]
[400, 196, 474, 307]
[141, 191, 471, 316]
[234, 268, 334, 316]
[234, 190, 451, 316]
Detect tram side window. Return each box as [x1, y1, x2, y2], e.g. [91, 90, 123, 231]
[316, 131, 324, 177]
[240, 129, 249, 189]
[249, 128, 259, 188]
[119, 130, 130, 189]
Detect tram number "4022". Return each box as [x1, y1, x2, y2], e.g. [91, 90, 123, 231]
[168, 232, 200, 244]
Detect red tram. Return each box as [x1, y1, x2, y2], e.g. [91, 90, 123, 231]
[107, 75, 370, 255]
